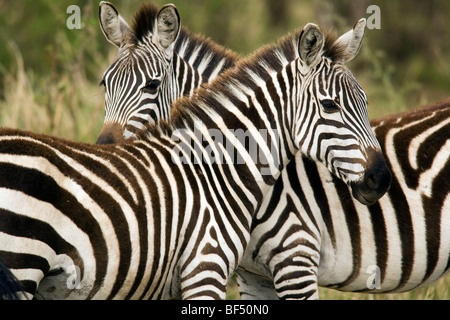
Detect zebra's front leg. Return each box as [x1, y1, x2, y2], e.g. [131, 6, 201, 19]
[178, 233, 246, 299]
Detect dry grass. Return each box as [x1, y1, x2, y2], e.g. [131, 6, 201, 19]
[319, 274, 450, 300]
[0, 41, 105, 143]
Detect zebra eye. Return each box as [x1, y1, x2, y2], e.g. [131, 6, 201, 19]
[142, 80, 161, 94]
[320, 99, 340, 113]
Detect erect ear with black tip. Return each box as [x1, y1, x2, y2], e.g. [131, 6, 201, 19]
[334, 18, 366, 62]
[99, 1, 132, 47]
[298, 23, 324, 66]
[152, 4, 180, 56]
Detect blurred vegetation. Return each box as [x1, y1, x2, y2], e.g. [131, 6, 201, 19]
[0, 0, 449, 299]
[318, 274, 450, 300]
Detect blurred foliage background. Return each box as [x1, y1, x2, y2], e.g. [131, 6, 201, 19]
[0, 0, 449, 299]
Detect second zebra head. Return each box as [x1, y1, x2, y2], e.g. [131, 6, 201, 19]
[97, 2, 180, 144]
[96, 2, 237, 144]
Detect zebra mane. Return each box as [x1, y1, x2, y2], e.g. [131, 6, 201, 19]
[370, 98, 450, 127]
[163, 32, 299, 131]
[129, 3, 239, 72]
[131, 2, 159, 44]
[322, 30, 346, 62]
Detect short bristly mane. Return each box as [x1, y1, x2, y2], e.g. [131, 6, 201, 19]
[168, 29, 345, 128]
[131, 2, 159, 44]
[130, 1, 241, 73]
[322, 29, 357, 62]
[174, 27, 240, 77]
[166, 32, 299, 131]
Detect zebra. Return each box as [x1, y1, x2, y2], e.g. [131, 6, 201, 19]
[95, 3, 398, 300]
[95, 1, 422, 298]
[92, 2, 448, 300]
[236, 99, 450, 299]
[96, 1, 239, 144]
[0, 18, 391, 299]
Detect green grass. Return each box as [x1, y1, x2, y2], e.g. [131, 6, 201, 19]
[0, 41, 106, 143]
[320, 274, 450, 300]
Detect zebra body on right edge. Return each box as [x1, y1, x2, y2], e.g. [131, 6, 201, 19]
[237, 99, 450, 299]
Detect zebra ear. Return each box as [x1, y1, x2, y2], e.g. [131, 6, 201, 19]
[99, 1, 132, 47]
[335, 18, 366, 62]
[298, 23, 325, 66]
[153, 4, 180, 56]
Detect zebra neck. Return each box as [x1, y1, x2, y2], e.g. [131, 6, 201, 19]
[151, 29, 238, 129]
[170, 54, 203, 99]
[167, 66, 299, 206]
[158, 32, 304, 207]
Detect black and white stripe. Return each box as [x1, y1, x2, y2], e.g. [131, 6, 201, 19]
[95, 4, 402, 300]
[237, 99, 450, 299]
[91, 3, 446, 300]
[96, 2, 238, 144]
[0, 19, 389, 299]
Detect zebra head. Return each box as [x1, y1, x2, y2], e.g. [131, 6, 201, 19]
[97, 2, 180, 144]
[294, 19, 391, 205]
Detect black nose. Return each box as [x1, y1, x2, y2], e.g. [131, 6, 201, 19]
[351, 147, 391, 205]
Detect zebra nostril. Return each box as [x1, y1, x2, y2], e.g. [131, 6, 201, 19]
[364, 166, 391, 194]
[363, 147, 391, 191]
[96, 132, 117, 144]
[365, 173, 378, 189]
[365, 168, 383, 190]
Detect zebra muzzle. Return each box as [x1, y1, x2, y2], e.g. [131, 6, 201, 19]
[350, 148, 392, 205]
[96, 122, 125, 145]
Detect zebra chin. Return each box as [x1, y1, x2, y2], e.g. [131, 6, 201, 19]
[350, 148, 392, 205]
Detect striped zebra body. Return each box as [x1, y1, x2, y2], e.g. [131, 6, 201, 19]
[0, 127, 259, 299]
[0, 19, 390, 299]
[237, 100, 450, 299]
[91, 3, 445, 300]
[96, 2, 238, 144]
